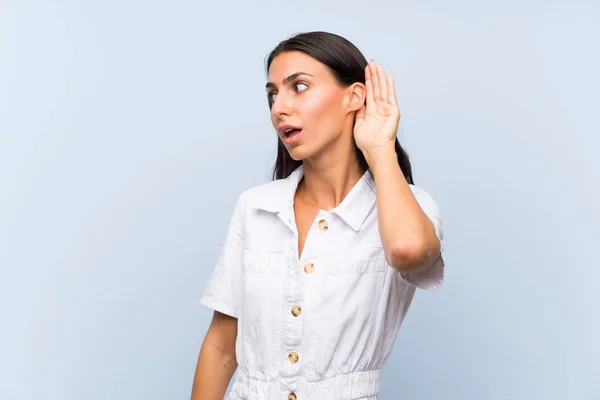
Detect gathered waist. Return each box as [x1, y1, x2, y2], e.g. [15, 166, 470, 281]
[229, 369, 381, 400]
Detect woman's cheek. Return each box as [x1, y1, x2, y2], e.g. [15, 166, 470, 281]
[303, 97, 327, 123]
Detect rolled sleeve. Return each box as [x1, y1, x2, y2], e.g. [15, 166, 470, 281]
[200, 192, 246, 318]
[399, 186, 445, 290]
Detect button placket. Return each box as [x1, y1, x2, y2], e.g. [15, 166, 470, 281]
[281, 222, 304, 385]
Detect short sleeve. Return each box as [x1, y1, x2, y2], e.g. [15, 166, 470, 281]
[200, 192, 246, 318]
[399, 185, 445, 290]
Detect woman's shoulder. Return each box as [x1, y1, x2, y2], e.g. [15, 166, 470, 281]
[407, 183, 442, 216]
[234, 178, 294, 213]
[407, 183, 435, 198]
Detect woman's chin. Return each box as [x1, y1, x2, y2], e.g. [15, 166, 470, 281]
[287, 146, 312, 161]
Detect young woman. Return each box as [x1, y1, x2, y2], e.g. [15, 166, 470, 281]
[191, 31, 445, 400]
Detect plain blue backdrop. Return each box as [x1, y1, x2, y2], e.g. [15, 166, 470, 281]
[1, 0, 599, 399]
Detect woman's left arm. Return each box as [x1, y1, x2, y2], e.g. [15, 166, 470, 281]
[364, 145, 441, 273]
[354, 60, 440, 273]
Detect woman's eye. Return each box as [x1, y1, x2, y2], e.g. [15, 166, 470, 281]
[295, 82, 308, 92]
[267, 82, 308, 105]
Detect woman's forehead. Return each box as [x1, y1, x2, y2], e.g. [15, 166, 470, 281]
[268, 51, 326, 81]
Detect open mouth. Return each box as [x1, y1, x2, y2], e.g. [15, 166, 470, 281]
[284, 128, 302, 138]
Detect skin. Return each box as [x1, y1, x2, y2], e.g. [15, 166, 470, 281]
[190, 311, 237, 400]
[191, 51, 441, 399]
[267, 51, 440, 266]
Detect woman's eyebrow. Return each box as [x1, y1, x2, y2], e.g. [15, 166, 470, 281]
[265, 72, 314, 90]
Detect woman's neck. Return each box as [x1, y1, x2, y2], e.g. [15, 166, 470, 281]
[296, 154, 365, 211]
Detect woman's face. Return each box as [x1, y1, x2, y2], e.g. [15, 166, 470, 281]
[267, 51, 357, 161]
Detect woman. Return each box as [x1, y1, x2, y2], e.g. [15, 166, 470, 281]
[191, 31, 445, 400]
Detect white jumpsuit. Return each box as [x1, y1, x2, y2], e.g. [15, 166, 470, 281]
[201, 165, 445, 400]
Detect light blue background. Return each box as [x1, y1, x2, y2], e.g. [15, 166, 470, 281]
[1, 1, 599, 399]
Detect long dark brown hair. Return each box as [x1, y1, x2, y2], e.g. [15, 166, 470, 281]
[266, 31, 414, 184]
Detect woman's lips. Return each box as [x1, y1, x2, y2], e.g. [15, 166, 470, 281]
[282, 129, 302, 145]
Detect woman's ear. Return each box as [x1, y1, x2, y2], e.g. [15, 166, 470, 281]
[346, 82, 366, 113]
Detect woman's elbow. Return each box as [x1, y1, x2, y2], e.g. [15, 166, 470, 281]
[387, 240, 433, 273]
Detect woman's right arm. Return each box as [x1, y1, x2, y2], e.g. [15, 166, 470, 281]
[190, 311, 238, 400]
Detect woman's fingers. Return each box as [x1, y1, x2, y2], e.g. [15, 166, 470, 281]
[387, 73, 397, 107]
[365, 64, 375, 113]
[377, 64, 388, 105]
[370, 61, 381, 104]
[366, 60, 399, 114]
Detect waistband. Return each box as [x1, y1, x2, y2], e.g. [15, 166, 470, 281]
[230, 369, 381, 400]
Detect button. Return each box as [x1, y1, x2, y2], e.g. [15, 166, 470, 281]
[288, 393, 297, 400]
[303, 263, 314, 274]
[288, 351, 299, 363]
[318, 219, 329, 231]
[291, 305, 302, 317]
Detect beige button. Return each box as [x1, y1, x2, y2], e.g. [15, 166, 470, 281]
[291, 305, 302, 317]
[288, 351, 299, 363]
[288, 393, 297, 400]
[318, 219, 329, 231]
[303, 263, 314, 274]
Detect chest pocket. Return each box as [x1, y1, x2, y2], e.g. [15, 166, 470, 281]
[239, 248, 286, 377]
[242, 248, 287, 274]
[319, 244, 387, 273]
[308, 248, 389, 377]
[313, 249, 387, 305]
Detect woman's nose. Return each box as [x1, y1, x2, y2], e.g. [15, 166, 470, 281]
[272, 94, 292, 116]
